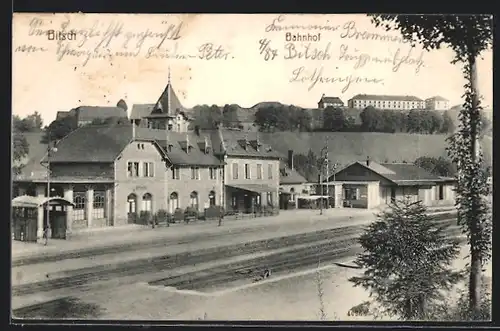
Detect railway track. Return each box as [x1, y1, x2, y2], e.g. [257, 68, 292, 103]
[12, 216, 459, 297]
[13, 212, 457, 267]
[149, 237, 361, 290]
[150, 226, 464, 291]
[12, 225, 362, 296]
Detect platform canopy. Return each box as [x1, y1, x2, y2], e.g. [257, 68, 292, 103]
[12, 195, 75, 208]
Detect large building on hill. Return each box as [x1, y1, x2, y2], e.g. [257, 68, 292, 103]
[129, 70, 191, 132]
[425, 96, 450, 110]
[347, 94, 425, 110]
[56, 106, 128, 127]
[318, 95, 344, 109]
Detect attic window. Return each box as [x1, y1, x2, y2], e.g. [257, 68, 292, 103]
[205, 146, 212, 154]
[187, 145, 193, 152]
[168, 144, 173, 152]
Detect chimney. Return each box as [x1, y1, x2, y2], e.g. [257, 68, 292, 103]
[288, 150, 294, 170]
[366, 156, 371, 167]
[132, 120, 136, 139]
[186, 132, 190, 153]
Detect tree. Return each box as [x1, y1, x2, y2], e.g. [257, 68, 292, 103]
[293, 149, 319, 182]
[222, 104, 241, 129]
[370, 13, 493, 318]
[441, 110, 455, 134]
[295, 108, 313, 132]
[381, 109, 397, 133]
[349, 198, 461, 320]
[406, 110, 422, 133]
[117, 99, 128, 111]
[41, 115, 76, 143]
[429, 112, 444, 134]
[323, 107, 347, 131]
[12, 133, 29, 176]
[360, 106, 383, 132]
[13, 112, 43, 132]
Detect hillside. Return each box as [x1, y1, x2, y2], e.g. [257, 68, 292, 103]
[259, 132, 493, 169]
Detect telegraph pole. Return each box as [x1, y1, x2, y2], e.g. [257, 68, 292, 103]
[325, 137, 329, 209]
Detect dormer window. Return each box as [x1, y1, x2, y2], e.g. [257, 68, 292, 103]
[168, 144, 173, 152]
[187, 145, 193, 153]
[205, 146, 212, 154]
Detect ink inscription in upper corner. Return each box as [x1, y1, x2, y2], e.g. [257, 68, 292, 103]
[17, 16, 234, 65]
[265, 15, 411, 46]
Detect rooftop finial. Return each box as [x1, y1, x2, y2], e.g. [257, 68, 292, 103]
[168, 66, 171, 84]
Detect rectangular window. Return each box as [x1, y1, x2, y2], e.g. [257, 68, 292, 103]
[245, 164, 250, 179]
[257, 164, 263, 179]
[209, 167, 217, 180]
[171, 167, 180, 180]
[268, 164, 273, 180]
[438, 185, 444, 200]
[191, 167, 200, 180]
[232, 163, 239, 179]
[127, 162, 140, 177]
[143, 162, 154, 177]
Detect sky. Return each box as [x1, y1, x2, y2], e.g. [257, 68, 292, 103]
[12, 13, 493, 124]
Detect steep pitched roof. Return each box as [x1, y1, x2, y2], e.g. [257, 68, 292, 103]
[320, 96, 344, 105]
[350, 94, 423, 102]
[76, 106, 128, 122]
[130, 103, 155, 120]
[211, 129, 281, 159]
[151, 79, 185, 117]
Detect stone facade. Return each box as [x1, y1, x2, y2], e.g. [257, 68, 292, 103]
[225, 156, 280, 211]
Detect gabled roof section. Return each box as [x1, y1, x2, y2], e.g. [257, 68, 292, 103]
[214, 129, 281, 159]
[334, 160, 447, 185]
[320, 96, 344, 104]
[136, 128, 221, 166]
[47, 124, 134, 162]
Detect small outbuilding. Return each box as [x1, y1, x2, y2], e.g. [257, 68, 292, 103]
[12, 195, 75, 242]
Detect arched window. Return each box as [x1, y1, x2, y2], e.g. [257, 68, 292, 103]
[127, 193, 137, 214]
[209, 191, 216, 207]
[190, 191, 199, 210]
[74, 192, 86, 221]
[142, 193, 152, 213]
[169, 192, 179, 213]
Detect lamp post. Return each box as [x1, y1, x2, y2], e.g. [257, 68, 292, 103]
[218, 151, 227, 227]
[318, 145, 328, 215]
[42, 135, 58, 244]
